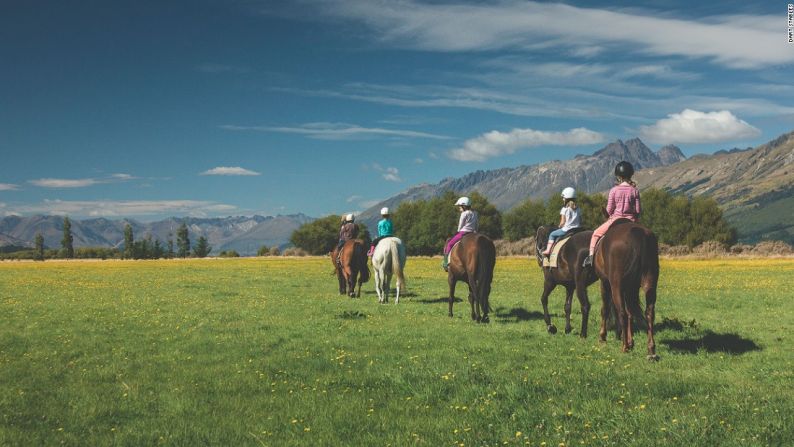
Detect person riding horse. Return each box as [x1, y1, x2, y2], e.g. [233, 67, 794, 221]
[443, 196, 478, 271]
[584, 161, 641, 267]
[337, 214, 359, 262]
[542, 187, 582, 256]
[368, 207, 394, 257]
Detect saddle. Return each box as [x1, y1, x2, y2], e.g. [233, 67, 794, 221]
[542, 236, 573, 268]
[593, 218, 633, 257]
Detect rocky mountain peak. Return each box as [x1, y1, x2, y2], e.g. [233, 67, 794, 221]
[657, 145, 686, 165]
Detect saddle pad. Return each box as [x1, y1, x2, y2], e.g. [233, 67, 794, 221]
[542, 236, 572, 268]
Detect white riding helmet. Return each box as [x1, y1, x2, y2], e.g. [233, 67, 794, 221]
[380, 207, 390, 215]
[454, 196, 471, 207]
[561, 187, 576, 200]
[345, 213, 355, 222]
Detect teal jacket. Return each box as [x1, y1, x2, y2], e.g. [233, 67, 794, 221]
[377, 218, 394, 237]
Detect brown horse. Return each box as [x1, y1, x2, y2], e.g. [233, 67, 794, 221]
[534, 226, 596, 337]
[447, 233, 496, 323]
[331, 239, 370, 298]
[592, 220, 660, 360]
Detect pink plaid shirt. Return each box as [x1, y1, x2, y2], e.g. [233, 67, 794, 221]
[606, 182, 641, 220]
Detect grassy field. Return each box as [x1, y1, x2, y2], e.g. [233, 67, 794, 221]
[0, 257, 792, 446]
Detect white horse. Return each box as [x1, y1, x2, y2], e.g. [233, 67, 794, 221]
[372, 237, 407, 304]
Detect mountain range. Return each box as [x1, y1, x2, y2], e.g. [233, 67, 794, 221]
[3, 131, 792, 253]
[359, 131, 794, 244]
[0, 214, 313, 256]
[358, 138, 686, 225]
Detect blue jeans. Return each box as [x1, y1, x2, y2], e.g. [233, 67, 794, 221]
[548, 228, 567, 243]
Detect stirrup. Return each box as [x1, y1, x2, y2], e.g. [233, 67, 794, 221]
[582, 255, 593, 268]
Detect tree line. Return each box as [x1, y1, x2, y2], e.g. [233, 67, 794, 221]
[290, 188, 737, 255]
[2, 218, 213, 261]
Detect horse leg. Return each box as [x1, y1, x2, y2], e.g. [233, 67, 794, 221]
[541, 280, 557, 334]
[575, 273, 591, 338]
[610, 278, 631, 353]
[598, 279, 611, 342]
[467, 279, 479, 322]
[337, 268, 346, 295]
[348, 269, 357, 298]
[644, 280, 659, 361]
[625, 285, 638, 351]
[447, 275, 456, 318]
[374, 268, 383, 303]
[385, 271, 392, 304]
[564, 285, 574, 334]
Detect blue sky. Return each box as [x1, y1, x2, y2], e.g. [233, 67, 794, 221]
[1, 0, 793, 220]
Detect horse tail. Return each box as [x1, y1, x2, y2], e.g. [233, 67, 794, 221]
[390, 239, 406, 291]
[357, 242, 370, 283]
[640, 229, 660, 291]
[476, 236, 496, 312]
[623, 226, 649, 323]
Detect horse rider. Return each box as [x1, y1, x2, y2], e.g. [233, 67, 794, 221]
[337, 213, 359, 255]
[583, 161, 641, 267]
[542, 187, 581, 256]
[368, 207, 394, 256]
[443, 196, 478, 271]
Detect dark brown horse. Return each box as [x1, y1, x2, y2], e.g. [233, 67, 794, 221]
[534, 226, 596, 336]
[592, 221, 660, 360]
[447, 233, 496, 323]
[331, 239, 370, 298]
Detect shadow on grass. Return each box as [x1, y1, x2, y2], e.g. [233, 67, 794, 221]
[661, 330, 761, 354]
[494, 307, 544, 323]
[415, 296, 463, 304]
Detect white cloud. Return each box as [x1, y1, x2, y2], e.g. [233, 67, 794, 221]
[639, 109, 761, 144]
[346, 195, 362, 203]
[29, 178, 99, 188]
[28, 174, 138, 189]
[309, 0, 791, 68]
[0, 183, 19, 191]
[448, 127, 606, 162]
[382, 167, 402, 182]
[368, 163, 404, 182]
[200, 166, 261, 176]
[221, 122, 451, 140]
[7, 200, 237, 218]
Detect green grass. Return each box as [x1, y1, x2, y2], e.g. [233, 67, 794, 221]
[0, 257, 792, 446]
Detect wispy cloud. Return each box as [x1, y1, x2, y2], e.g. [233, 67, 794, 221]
[196, 63, 250, 74]
[0, 183, 19, 191]
[639, 109, 761, 144]
[28, 174, 137, 189]
[308, 0, 791, 69]
[6, 199, 237, 218]
[221, 122, 451, 140]
[368, 163, 404, 182]
[29, 178, 99, 188]
[200, 166, 261, 176]
[448, 127, 606, 162]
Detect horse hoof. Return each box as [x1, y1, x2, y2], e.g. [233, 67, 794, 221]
[481, 316, 490, 324]
[547, 325, 558, 335]
[565, 327, 573, 335]
[647, 354, 660, 362]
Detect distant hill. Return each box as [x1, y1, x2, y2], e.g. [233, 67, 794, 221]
[361, 132, 794, 244]
[359, 138, 685, 227]
[634, 131, 794, 243]
[0, 214, 314, 256]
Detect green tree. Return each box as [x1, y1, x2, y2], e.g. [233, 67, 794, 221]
[193, 236, 212, 258]
[392, 191, 502, 255]
[34, 233, 45, 261]
[290, 216, 371, 255]
[123, 224, 134, 259]
[61, 216, 74, 259]
[176, 223, 190, 258]
[635, 188, 736, 247]
[257, 245, 270, 256]
[502, 192, 606, 241]
[166, 233, 175, 259]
